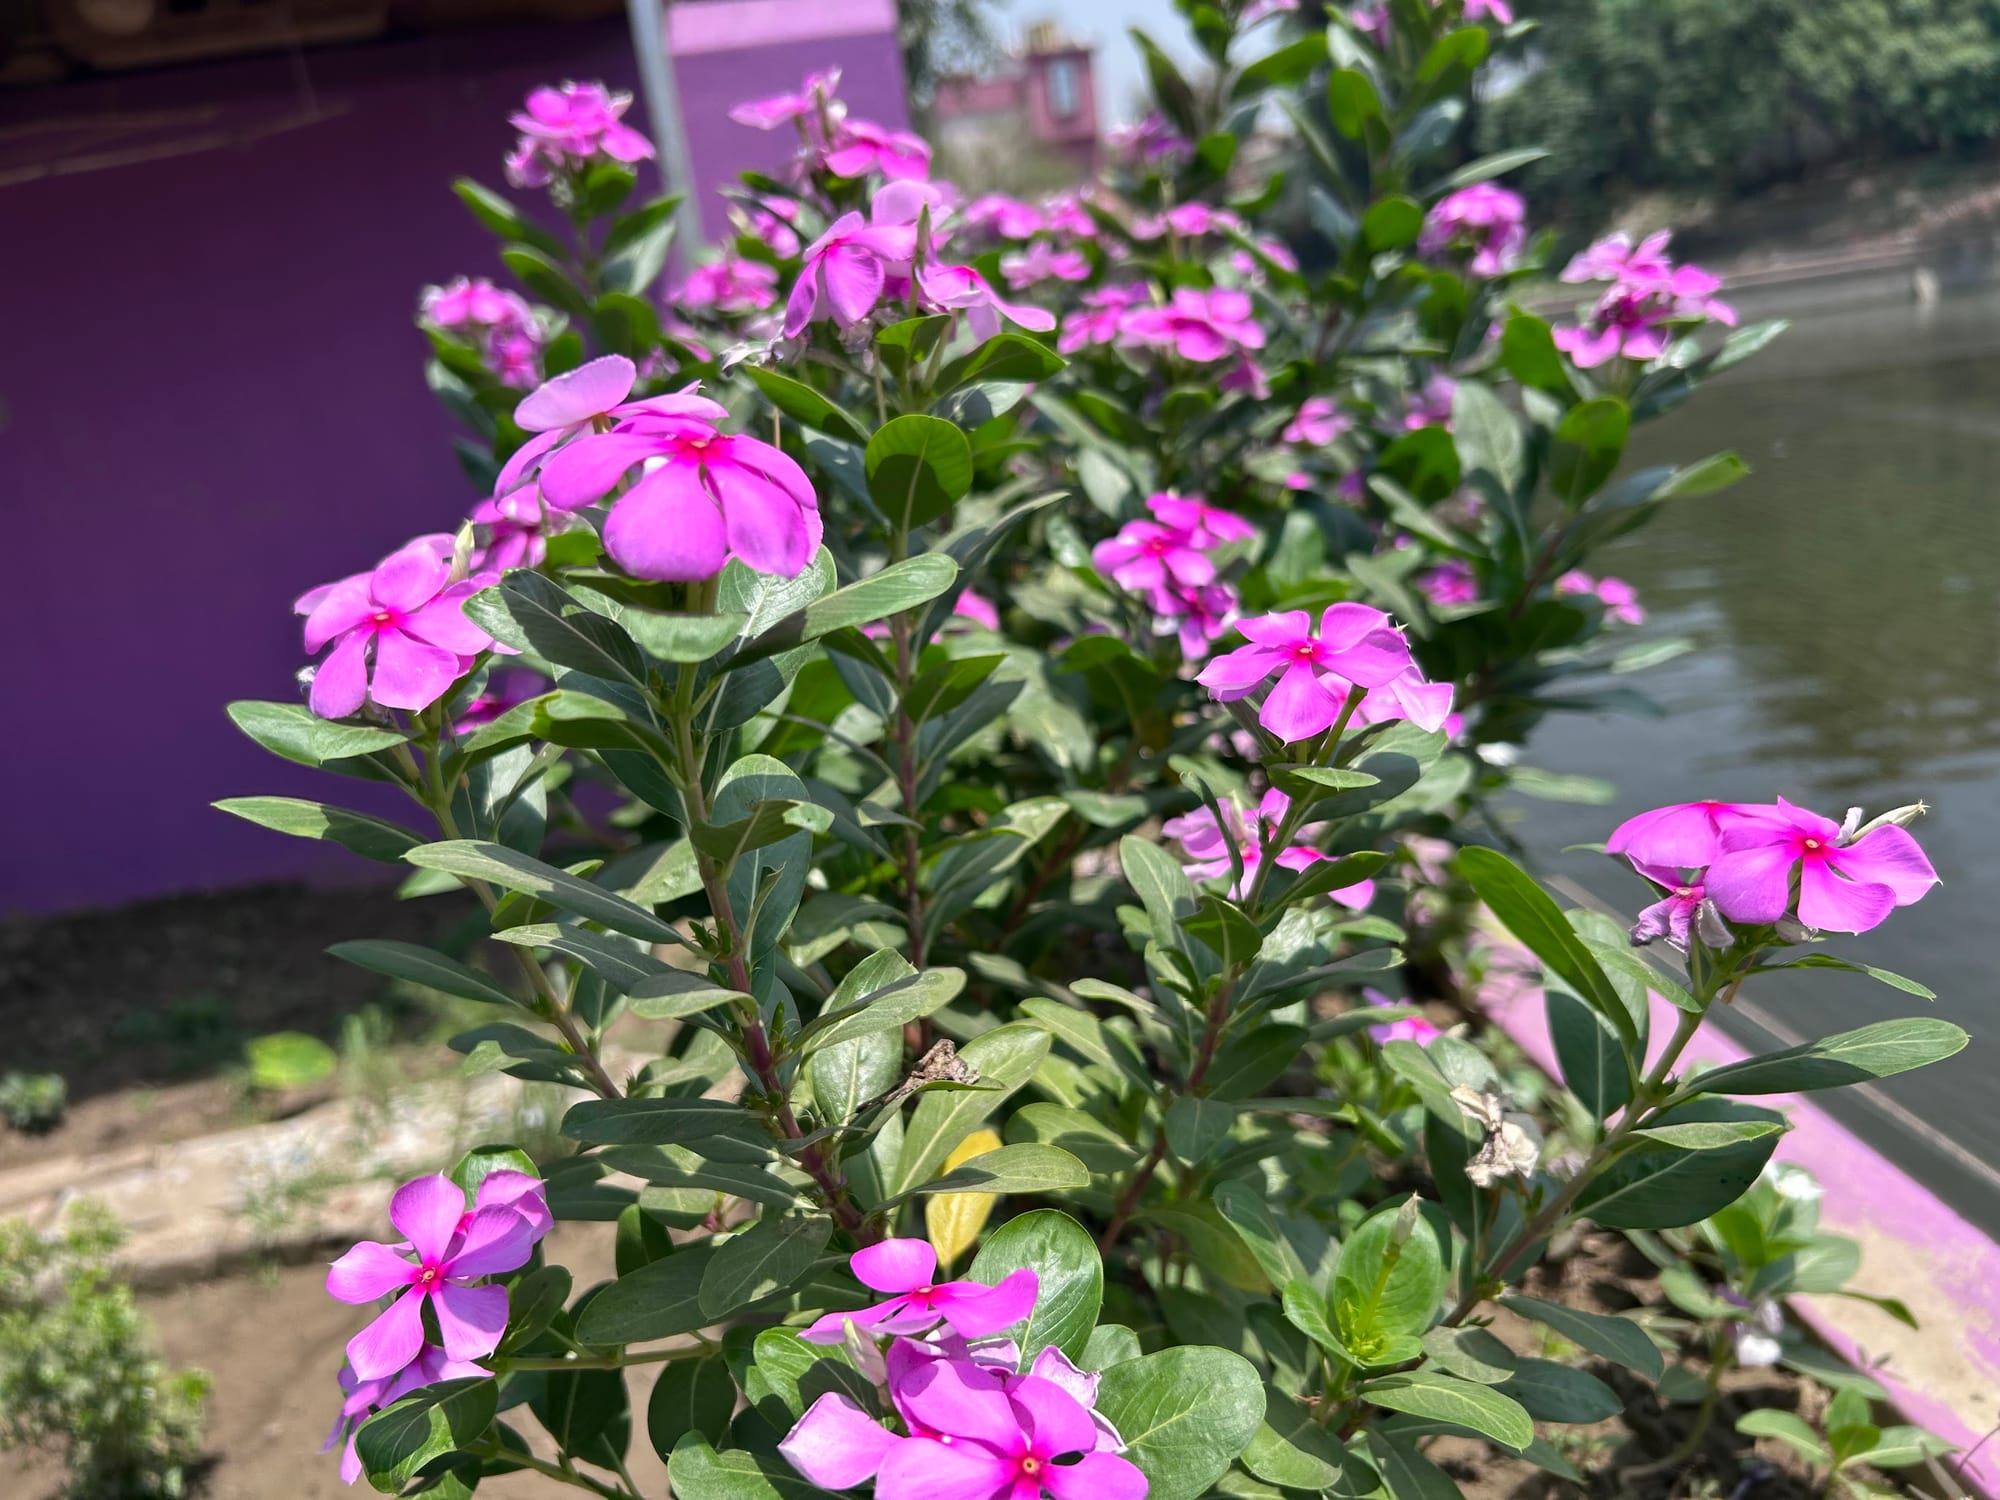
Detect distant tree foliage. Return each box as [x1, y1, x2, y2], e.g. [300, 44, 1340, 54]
[1484, 0, 2000, 218]
[900, 0, 1006, 112]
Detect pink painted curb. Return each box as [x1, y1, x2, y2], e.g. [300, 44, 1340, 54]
[1483, 987, 2000, 1494]
[667, 0, 899, 54]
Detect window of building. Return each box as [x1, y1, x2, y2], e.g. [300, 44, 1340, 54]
[1046, 57, 1079, 120]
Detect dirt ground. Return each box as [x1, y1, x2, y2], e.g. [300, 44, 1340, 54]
[0, 882, 478, 1172]
[0, 1226, 670, 1500]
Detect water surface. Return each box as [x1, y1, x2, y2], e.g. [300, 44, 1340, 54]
[1517, 289, 2000, 1236]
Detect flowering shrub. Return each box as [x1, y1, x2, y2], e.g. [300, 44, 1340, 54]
[215, 1, 1971, 1495]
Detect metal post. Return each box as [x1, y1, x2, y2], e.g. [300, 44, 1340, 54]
[625, 0, 706, 257]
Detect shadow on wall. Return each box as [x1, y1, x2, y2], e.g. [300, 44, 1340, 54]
[0, 4, 908, 917]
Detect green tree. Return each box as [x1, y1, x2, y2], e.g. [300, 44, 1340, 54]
[1485, 0, 2000, 220]
[899, 0, 1005, 113]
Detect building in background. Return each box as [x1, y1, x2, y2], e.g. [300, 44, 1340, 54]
[931, 19, 1098, 188]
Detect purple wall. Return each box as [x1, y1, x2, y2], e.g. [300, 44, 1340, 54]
[0, 6, 905, 916]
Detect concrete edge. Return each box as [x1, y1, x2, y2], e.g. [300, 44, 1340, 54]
[1481, 986, 2000, 1496]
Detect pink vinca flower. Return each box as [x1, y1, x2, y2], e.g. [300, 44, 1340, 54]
[1000, 242, 1091, 290]
[505, 81, 653, 188]
[1164, 788, 1376, 908]
[875, 1356, 1147, 1500]
[965, 194, 1046, 240]
[801, 1239, 1038, 1345]
[1629, 861, 1731, 949]
[1285, 395, 1351, 446]
[297, 538, 500, 721]
[1059, 284, 1148, 354]
[1363, 987, 1443, 1045]
[729, 67, 842, 130]
[326, 1173, 538, 1380]
[824, 117, 932, 181]
[1162, 581, 1241, 659]
[1093, 518, 1215, 601]
[951, 590, 1001, 631]
[1556, 570, 1644, 624]
[469, 484, 557, 573]
[1197, 605, 1423, 742]
[1608, 800, 1756, 870]
[887, 1338, 1127, 1453]
[492, 353, 639, 502]
[1703, 798, 1938, 934]
[785, 211, 918, 336]
[1419, 184, 1527, 277]
[674, 257, 780, 315]
[1555, 232, 1736, 368]
[453, 672, 544, 734]
[1107, 112, 1189, 163]
[1122, 286, 1266, 363]
[1418, 560, 1480, 608]
[1042, 193, 1098, 238]
[1146, 493, 1254, 548]
[1465, 0, 1513, 21]
[1403, 374, 1457, 430]
[324, 1345, 491, 1485]
[538, 389, 823, 581]
[917, 262, 1056, 340]
[422, 277, 533, 335]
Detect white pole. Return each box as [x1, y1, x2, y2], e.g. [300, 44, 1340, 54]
[626, 0, 706, 256]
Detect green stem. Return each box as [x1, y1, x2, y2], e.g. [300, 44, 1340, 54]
[395, 738, 622, 1100]
[1446, 1000, 1709, 1324]
[889, 609, 927, 968]
[466, 1441, 630, 1500]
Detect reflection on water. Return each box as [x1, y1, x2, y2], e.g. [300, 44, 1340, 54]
[1518, 288, 2000, 1235]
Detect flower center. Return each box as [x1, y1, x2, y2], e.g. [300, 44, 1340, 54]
[370, 610, 396, 627]
[416, 1263, 441, 1288]
[1802, 838, 1822, 852]
[1675, 886, 1696, 900]
[1020, 1458, 1041, 1475]
[1293, 643, 1318, 661]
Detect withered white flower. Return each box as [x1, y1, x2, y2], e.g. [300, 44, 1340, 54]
[1450, 1085, 1540, 1187]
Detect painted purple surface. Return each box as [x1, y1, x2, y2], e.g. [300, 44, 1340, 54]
[0, 8, 908, 917]
[1485, 985, 2000, 1496]
[668, 0, 909, 242]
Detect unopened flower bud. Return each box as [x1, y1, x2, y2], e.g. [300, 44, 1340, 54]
[1849, 801, 1929, 841]
[1390, 1193, 1423, 1247]
[1773, 915, 1813, 943]
[450, 521, 477, 585]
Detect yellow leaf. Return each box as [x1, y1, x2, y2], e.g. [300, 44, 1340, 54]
[927, 1128, 1004, 1269]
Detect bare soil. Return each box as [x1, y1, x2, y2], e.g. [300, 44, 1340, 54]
[0, 882, 477, 1171]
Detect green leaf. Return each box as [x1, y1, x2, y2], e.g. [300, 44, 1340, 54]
[646, 1356, 735, 1459]
[802, 965, 967, 1054]
[691, 798, 833, 865]
[489, 924, 671, 995]
[800, 554, 960, 641]
[562, 1096, 765, 1147]
[1121, 833, 1201, 948]
[1333, 1201, 1445, 1349]
[405, 840, 679, 943]
[698, 1214, 832, 1317]
[1679, 1018, 1968, 1097]
[326, 939, 516, 1006]
[937, 331, 1066, 392]
[667, 1434, 822, 1497]
[214, 796, 424, 862]
[623, 610, 750, 664]
[354, 1378, 497, 1492]
[1327, 68, 1385, 139]
[1241, 1387, 1350, 1490]
[1422, 1326, 1517, 1384]
[1205, 1025, 1310, 1101]
[746, 365, 870, 443]
[967, 1209, 1102, 1360]
[600, 201, 679, 296]
[226, 699, 407, 771]
[1549, 396, 1631, 506]
[1363, 1370, 1532, 1452]
[1634, 1119, 1786, 1150]
[1095, 1347, 1267, 1500]
[625, 970, 751, 1020]
[1497, 1358, 1622, 1423]
[866, 414, 976, 531]
[1750, 954, 1937, 1001]
[1656, 449, 1749, 499]
[1184, 896, 1263, 970]
[576, 1244, 719, 1343]
[1578, 1099, 1784, 1228]
[1231, 32, 1329, 97]
[1499, 1294, 1663, 1378]
[1365, 1431, 1463, 1499]
[891, 1023, 1050, 1193]
[1547, 982, 1632, 1122]
[1454, 847, 1636, 1054]
[451, 177, 563, 255]
[1213, 1181, 1312, 1290]
[1363, 195, 1424, 251]
[1735, 1409, 1832, 1465]
[1434, 147, 1550, 192]
[1165, 1096, 1235, 1163]
[894, 1143, 1089, 1201]
[1451, 379, 1525, 495]
[463, 571, 646, 690]
[1845, 1426, 1956, 1469]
